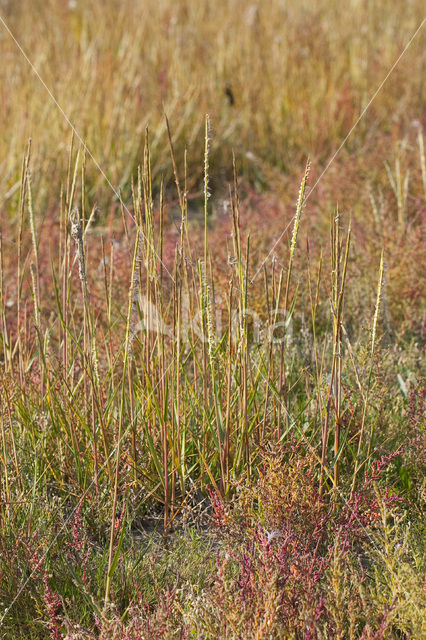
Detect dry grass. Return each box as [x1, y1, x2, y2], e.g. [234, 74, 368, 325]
[1, 0, 425, 201]
[0, 0, 425, 638]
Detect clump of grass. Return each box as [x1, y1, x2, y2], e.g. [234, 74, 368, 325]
[0, 126, 424, 636]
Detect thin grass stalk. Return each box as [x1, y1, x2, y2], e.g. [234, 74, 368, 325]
[260, 265, 271, 446]
[0, 404, 10, 521]
[272, 266, 284, 439]
[284, 160, 310, 313]
[101, 237, 113, 371]
[171, 255, 179, 511]
[70, 206, 91, 418]
[327, 212, 351, 489]
[320, 212, 350, 494]
[64, 147, 81, 388]
[155, 178, 170, 533]
[307, 243, 323, 424]
[16, 145, 30, 384]
[417, 127, 426, 200]
[204, 114, 210, 266]
[29, 261, 41, 338]
[105, 226, 142, 604]
[27, 166, 39, 298]
[242, 238, 250, 474]
[351, 250, 384, 495]
[223, 278, 233, 492]
[230, 166, 247, 471]
[1, 384, 22, 495]
[198, 259, 209, 484]
[0, 235, 11, 372]
[333, 219, 350, 488]
[165, 114, 184, 214]
[175, 252, 183, 497]
[207, 256, 225, 493]
[279, 160, 310, 434]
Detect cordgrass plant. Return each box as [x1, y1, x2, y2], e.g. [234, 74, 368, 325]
[0, 128, 424, 637]
[0, 0, 425, 637]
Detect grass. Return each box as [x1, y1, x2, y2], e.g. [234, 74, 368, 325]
[0, 0, 425, 638]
